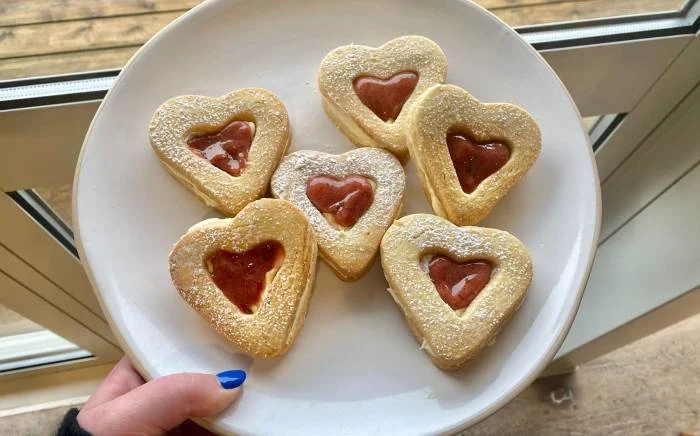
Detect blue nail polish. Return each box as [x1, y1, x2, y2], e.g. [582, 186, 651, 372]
[216, 369, 246, 389]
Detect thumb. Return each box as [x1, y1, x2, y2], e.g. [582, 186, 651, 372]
[78, 370, 245, 435]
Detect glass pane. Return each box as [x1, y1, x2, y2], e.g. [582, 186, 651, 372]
[7, 189, 76, 258]
[0, 304, 90, 372]
[0, 304, 42, 336]
[0, 0, 694, 81]
[583, 115, 600, 132]
[34, 185, 73, 229]
[586, 113, 626, 151]
[2, 183, 92, 372]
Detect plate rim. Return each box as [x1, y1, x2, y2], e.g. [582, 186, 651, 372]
[72, 0, 602, 433]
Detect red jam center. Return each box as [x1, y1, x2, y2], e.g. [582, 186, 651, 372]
[306, 175, 374, 228]
[428, 256, 493, 311]
[207, 241, 284, 314]
[188, 121, 254, 177]
[353, 71, 419, 122]
[446, 132, 510, 194]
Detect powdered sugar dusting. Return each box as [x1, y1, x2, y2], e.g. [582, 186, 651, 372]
[149, 88, 290, 216]
[380, 213, 532, 370]
[318, 35, 447, 159]
[168, 199, 317, 358]
[271, 148, 405, 280]
[407, 84, 541, 226]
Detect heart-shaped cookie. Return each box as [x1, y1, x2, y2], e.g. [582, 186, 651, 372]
[380, 214, 532, 370]
[150, 88, 290, 216]
[169, 199, 317, 358]
[271, 148, 405, 281]
[407, 84, 541, 225]
[318, 35, 447, 161]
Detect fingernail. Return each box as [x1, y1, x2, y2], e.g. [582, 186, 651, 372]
[216, 369, 246, 389]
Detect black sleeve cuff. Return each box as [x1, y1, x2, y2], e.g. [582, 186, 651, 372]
[56, 408, 92, 436]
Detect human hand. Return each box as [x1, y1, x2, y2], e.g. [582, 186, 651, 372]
[75, 357, 245, 435]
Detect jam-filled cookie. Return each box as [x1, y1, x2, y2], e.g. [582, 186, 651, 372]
[169, 199, 317, 359]
[318, 35, 447, 161]
[380, 214, 532, 371]
[271, 148, 405, 281]
[150, 88, 290, 216]
[407, 84, 541, 225]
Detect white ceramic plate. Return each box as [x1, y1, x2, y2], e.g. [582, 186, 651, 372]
[74, 0, 600, 434]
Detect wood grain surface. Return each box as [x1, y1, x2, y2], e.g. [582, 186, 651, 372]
[461, 313, 700, 436]
[0, 0, 686, 80]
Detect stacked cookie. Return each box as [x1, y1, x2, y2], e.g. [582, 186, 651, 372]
[149, 36, 541, 370]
